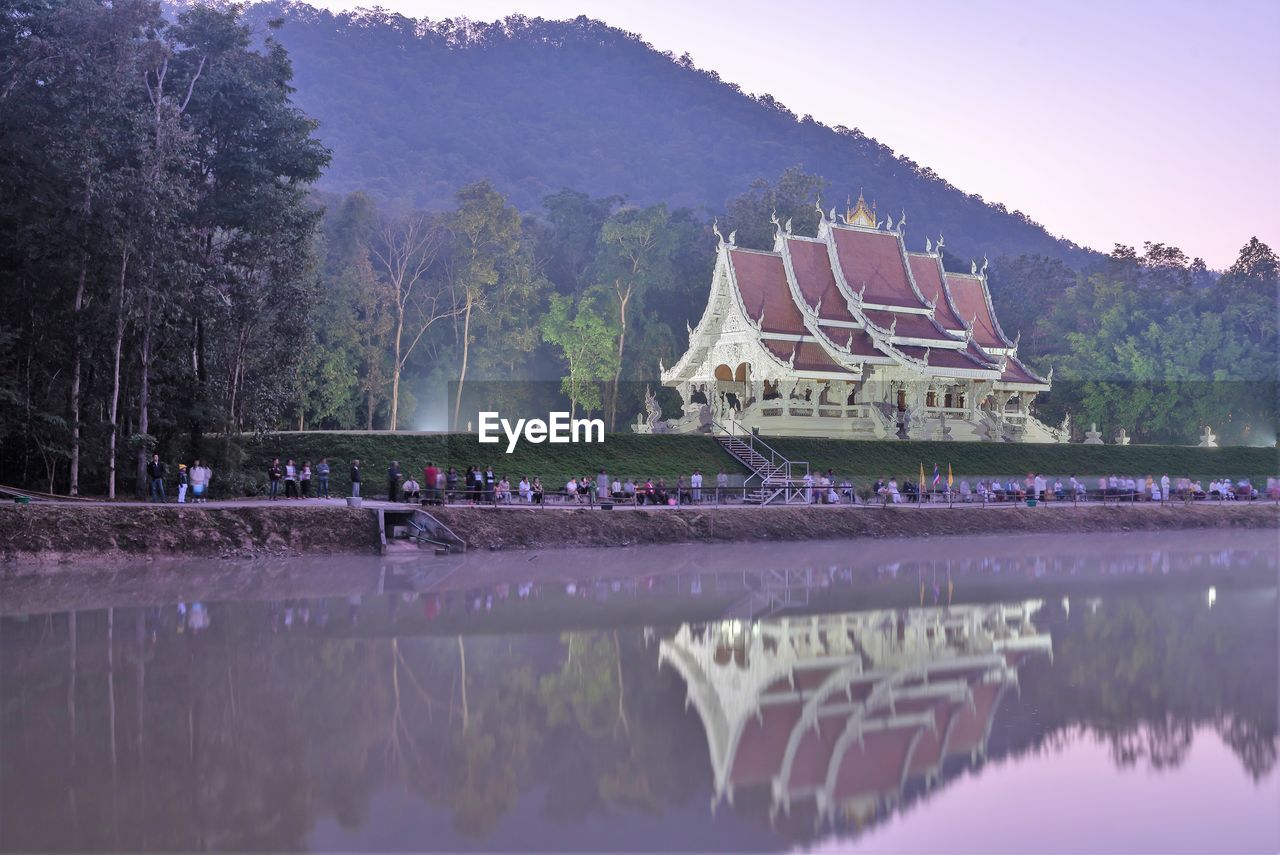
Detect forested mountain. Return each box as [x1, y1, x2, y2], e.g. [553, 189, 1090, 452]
[237, 2, 1094, 267]
[2, 1, 1274, 497]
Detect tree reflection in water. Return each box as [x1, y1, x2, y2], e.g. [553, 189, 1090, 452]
[0, 538, 1274, 851]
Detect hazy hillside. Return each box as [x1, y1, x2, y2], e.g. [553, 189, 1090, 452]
[242, 2, 1095, 266]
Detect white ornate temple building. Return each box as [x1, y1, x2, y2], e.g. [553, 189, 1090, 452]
[644, 195, 1065, 442]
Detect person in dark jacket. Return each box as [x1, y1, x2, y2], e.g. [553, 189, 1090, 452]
[316, 458, 331, 499]
[349, 459, 362, 498]
[387, 461, 401, 502]
[146, 454, 166, 502]
[267, 458, 283, 500]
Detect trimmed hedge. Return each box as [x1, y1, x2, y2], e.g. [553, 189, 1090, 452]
[229, 431, 1279, 498]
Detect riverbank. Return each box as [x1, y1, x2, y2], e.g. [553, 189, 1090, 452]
[0, 505, 380, 565]
[1, 501, 1276, 565]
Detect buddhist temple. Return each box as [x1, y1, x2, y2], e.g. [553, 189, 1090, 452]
[644, 194, 1065, 442]
[658, 601, 1052, 828]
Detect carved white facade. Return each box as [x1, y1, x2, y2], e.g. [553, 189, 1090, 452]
[642, 195, 1064, 442]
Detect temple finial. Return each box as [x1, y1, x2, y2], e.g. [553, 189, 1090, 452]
[971, 259, 978, 275]
[980, 255, 989, 275]
[925, 236, 932, 253]
[712, 218, 724, 248]
[728, 229, 736, 247]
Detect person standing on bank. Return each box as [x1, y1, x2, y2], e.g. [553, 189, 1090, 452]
[268, 458, 282, 500]
[316, 458, 331, 499]
[283, 459, 299, 499]
[146, 453, 166, 502]
[177, 463, 189, 503]
[691, 469, 703, 504]
[596, 469, 610, 504]
[300, 461, 312, 498]
[387, 460, 402, 502]
[190, 460, 211, 503]
[349, 459, 362, 498]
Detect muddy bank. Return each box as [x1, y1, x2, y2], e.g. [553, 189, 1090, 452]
[0, 505, 380, 564]
[430, 503, 1280, 551]
[1, 502, 1276, 565]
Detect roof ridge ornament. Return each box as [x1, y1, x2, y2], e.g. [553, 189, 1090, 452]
[922, 347, 931, 366]
[784, 217, 792, 235]
[813, 295, 822, 316]
[788, 345, 797, 369]
[971, 259, 978, 275]
[846, 189, 878, 228]
[899, 209, 907, 231]
[980, 255, 989, 276]
[846, 331, 855, 351]
[888, 316, 898, 338]
[728, 229, 737, 247]
[712, 218, 724, 249]
[925, 236, 932, 253]
[855, 283, 867, 303]
[755, 304, 766, 331]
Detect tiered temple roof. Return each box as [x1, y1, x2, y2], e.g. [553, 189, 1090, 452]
[660, 603, 1052, 826]
[679, 193, 1049, 391]
[660, 601, 1049, 829]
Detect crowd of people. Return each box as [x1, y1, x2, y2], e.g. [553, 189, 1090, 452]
[135, 451, 1279, 507]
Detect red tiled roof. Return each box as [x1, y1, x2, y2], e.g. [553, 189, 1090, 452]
[786, 714, 847, 791]
[731, 702, 802, 785]
[946, 682, 1002, 756]
[907, 254, 966, 330]
[763, 339, 856, 375]
[896, 345, 994, 372]
[788, 238, 856, 323]
[945, 274, 1009, 350]
[729, 249, 806, 336]
[907, 703, 959, 779]
[1000, 355, 1047, 386]
[831, 228, 926, 309]
[862, 309, 955, 343]
[832, 725, 921, 802]
[831, 326, 886, 358]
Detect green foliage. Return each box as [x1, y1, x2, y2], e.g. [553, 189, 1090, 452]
[540, 291, 619, 417]
[1007, 240, 1280, 445]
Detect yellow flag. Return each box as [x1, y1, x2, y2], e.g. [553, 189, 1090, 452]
[947, 462, 954, 488]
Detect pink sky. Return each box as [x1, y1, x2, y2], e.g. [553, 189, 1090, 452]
[307, 0, 1279, 269]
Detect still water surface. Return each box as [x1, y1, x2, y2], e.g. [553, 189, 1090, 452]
[1, 530, 1277, 852]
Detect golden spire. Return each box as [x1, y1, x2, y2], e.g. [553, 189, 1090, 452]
[846, 188, 877, 228]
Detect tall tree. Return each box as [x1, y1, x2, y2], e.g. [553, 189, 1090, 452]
[443, 181, 522, 430]
[369, 211, 454, 429]
[594, 205, 673, 431]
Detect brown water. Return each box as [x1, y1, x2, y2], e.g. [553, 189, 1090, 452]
[1, 530, 1276, 852]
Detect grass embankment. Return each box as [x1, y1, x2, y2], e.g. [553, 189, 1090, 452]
[764, 438, 1280, 482]
[237, 431, 1279, 497]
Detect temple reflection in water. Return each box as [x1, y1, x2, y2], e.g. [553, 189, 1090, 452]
[661, 602, 1050, 830]
[0, 530, 1275, 852]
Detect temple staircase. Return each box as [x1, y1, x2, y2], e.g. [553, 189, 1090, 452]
[712, 422, 809, 505]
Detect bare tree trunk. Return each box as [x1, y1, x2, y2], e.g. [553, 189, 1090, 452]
[608, 286, 631, 432]
[452, 296, 474, 432]
[134, 292, 153, 499]
[391, 310, 404, 430]
[107, 251, 130, 500]
[457, 635, 469, 732]
[69, 259, 86, 495]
